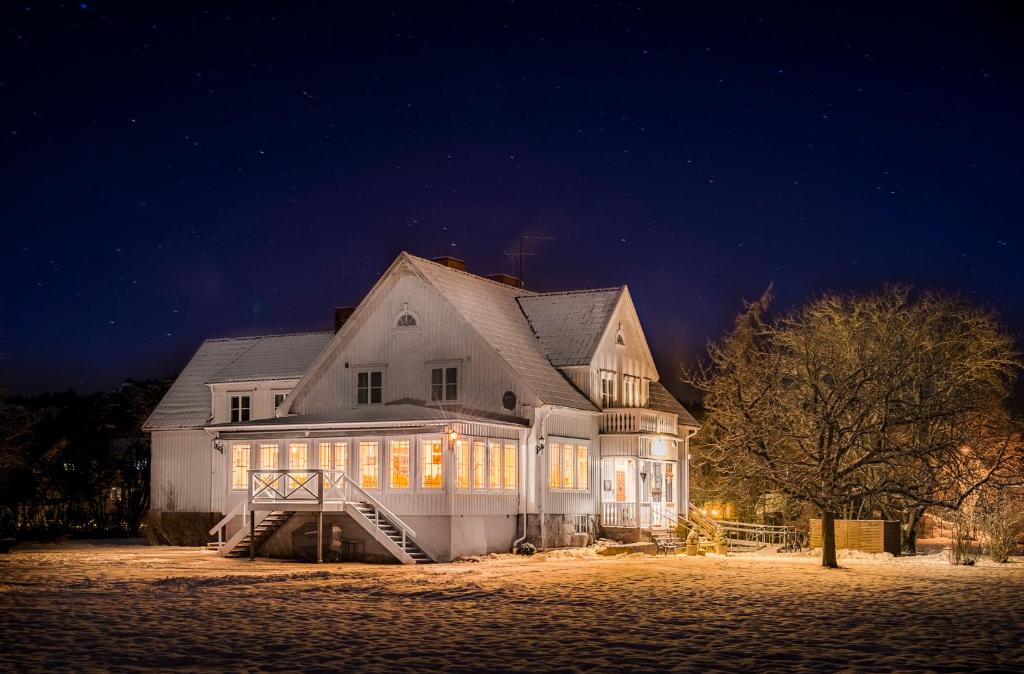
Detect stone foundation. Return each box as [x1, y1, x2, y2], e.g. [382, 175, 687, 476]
[520, 513, 597, 549]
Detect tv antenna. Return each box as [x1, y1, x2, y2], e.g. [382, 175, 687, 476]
[504, 235, 554, 288]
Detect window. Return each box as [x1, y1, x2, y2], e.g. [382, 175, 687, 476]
[231, 444, 250, 490]
[577, 445, 589, 491]
[456, 440, 471, 489]
[548, 442, 589, 491]
[503, 442, 517, 490]
[230, 395, 250, 422]
[274, 393, 286, 408]
[561, 443, 575, 489]
[287, 442, 309, 491]
[472, 441, 487, 490]
[319, 441, 347, 489]
[623, 375, 640, 407]
[600, 372, 616, 408]
[259, 443, 279, 469]
[396, 313, 417, 327]
[390, 440, 410, 489]
[359, 441, 379, 489]
[421, 439, 443, 489]
[488, 441, 502, 489]
[549, 442, 561, 489]
[357, 371, 383, 405]
[430, 366, 459, 402]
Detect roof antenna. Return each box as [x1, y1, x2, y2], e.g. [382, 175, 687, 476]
[504, 235, 554, 288]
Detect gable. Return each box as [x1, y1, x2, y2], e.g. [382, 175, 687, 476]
[590, 288, 658, 381]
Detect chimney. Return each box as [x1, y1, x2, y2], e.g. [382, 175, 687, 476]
[334, 307, 355, 332]
[487, 273, 523, 288]
[431, 256, 467, 272]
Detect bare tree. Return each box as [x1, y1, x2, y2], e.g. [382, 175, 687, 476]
[689, 287, 1021, 568]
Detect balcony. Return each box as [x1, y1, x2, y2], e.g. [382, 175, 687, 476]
[599, 408, 677, 435]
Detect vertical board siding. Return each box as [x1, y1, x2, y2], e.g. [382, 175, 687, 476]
[296, 272, 531, 419]
[151, 430, 213, 512]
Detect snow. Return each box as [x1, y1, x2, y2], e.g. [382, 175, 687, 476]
[1, 541, 1022, 672]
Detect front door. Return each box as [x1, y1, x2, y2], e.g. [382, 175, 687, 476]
[643, 460, 677, 529]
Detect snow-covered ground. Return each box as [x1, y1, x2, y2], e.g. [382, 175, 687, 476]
[1, 541, 1022, 672]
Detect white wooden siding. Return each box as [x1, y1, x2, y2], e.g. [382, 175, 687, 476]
[294, 272, 536, 418]
[588, 290, 659, 406]
[210, 379, 299, 424]
[151, 430, 213, 512]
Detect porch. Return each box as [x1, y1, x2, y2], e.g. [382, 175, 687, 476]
[598, 456, 681, 540]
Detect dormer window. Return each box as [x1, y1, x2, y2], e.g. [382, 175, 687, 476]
[230, 395, 250, 422]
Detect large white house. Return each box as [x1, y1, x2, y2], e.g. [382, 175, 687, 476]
[144, 252, 699, 563]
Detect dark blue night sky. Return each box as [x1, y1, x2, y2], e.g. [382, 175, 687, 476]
[2, 2, 1022, 401]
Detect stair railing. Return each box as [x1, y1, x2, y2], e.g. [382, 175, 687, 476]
[339, 472, 417, 541]
[208, 499, 248, 548]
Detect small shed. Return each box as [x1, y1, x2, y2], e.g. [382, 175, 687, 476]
[809, 519, 901, 556]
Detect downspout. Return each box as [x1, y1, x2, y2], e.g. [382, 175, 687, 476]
[511, 426, 529, 552]
[514, 406, 548, 551]
[538, 407, 549, 550]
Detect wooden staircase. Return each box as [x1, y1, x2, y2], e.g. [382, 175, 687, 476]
[347, 502, 433, 564]
[223, 511, 292, 559]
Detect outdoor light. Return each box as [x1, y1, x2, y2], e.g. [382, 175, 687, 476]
[446, 427, 457, 443]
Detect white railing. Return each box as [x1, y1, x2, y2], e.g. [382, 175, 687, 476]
[599, 408, 675, 434]
[601, 502, 638, 528]
[245, 469, 418, 549]
[208, 499, 248, 548]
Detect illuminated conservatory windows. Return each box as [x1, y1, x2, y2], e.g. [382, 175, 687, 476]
[390, 440, 411, 489]
[231, 444, 250, 490]
[421, 439, 444, 489]
[359, 441, 380, 489]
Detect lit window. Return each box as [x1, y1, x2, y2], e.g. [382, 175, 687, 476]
[577, 445, 589, 491]
[562, 443, 575, 489]
[456, 440, 471, 489]
[548, 442, 590, 491]
[488, 440, 502, 489]
[421, 439, 443, 489]
[288, 442, 308, 491]
[600, 372, 616, 408]
[390, 440, 410, 489]
[623, 375, 639, 407]
[230, 395, 250, 422]
[231, 444, 250, 490]
[396, 313, 417, 327]
[259, 443, 279, 469]
[472, 440, 487, 490]
[357, 371, 383, 405]
[548, 442, 561, 489]
[430, 366, 459, 402]
[359, 441, 379, 489]
[319, 441, 347, 489]
[503, 442, 517, 490]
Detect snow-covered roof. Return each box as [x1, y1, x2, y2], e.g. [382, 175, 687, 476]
[143, 332, 332, 431]
[649, 381, 700, 428]
[206, 400, 529, 430]
[517, 288, 624, 367]
[206, 332, 333, 383]
[406, 255, 600, 412]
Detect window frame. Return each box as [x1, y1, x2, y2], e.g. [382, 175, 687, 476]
[420, 437, 444, 490]
[389, 439, 411, 490]
[599, 371, 616, 408]
[427, 362, 461, 403]
[355, 368, 384, 406]
[358, 440, 380, 490]
[229, 394, 251, 422]
[547, 439, 590, 492]
[231, 443, 251, 491]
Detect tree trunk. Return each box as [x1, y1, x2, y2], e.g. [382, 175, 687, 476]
[902, 506, 925, 555]
[821, 510, 839, 568]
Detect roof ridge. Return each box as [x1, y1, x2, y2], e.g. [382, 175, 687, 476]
[204, 330, 333, 343]
[523, 286, 624, 298]
[405, 253, 540, 295]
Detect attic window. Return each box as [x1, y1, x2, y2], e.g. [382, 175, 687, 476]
[394, 303, 419, 329]
[615, 327, 625, 346]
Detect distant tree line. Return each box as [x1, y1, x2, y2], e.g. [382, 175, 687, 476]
[0, 379, 170, 539]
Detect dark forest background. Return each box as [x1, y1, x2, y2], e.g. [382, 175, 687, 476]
[0, 379, 170, 540]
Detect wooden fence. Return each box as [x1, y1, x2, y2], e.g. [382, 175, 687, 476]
[809, 519, 901, 555]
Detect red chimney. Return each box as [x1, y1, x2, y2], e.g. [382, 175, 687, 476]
[334, 307, 355, 332]
[431, 256, 467, 271]
[487, 273, 523, 288]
